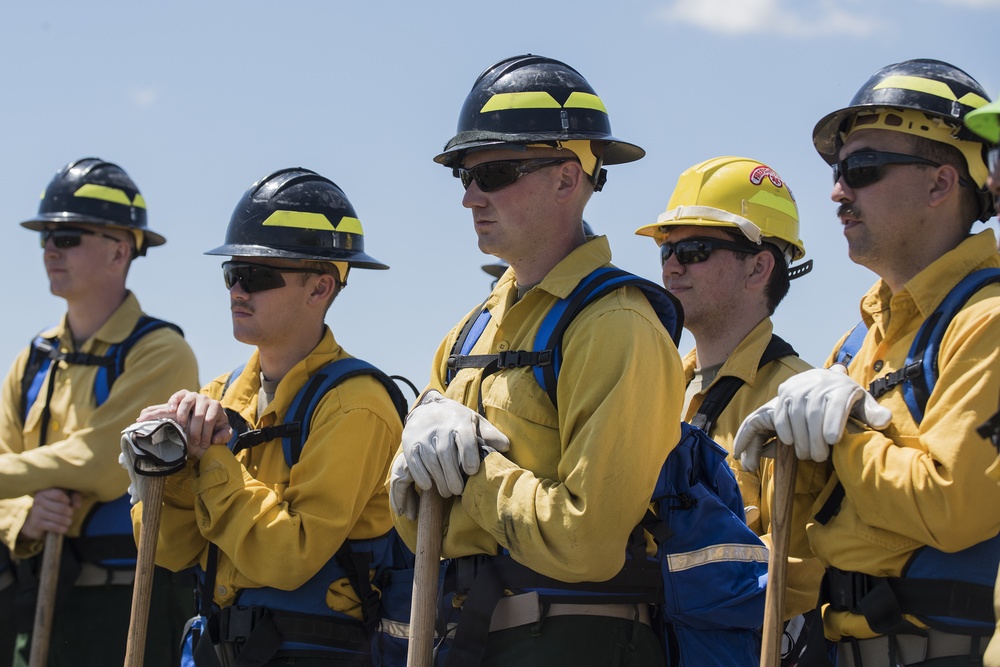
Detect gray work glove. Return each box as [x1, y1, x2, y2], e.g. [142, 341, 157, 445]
[389, 453, 420, 521]
[734, 366, 892, 472]
[119, 419, 188, 505]
[401, 390, 510, 498]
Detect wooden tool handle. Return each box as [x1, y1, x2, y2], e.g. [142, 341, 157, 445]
[407, 491, 444, 667]
[760, 444, 798, 667]
[123, 476, 166, 667]
[29, 531, 64, 667]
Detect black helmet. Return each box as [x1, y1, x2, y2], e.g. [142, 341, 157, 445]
[812, 59, 994, 220]
[205, 168, 388, 269]
[434, 54, 644, 170]
[20, 158, 165, 255]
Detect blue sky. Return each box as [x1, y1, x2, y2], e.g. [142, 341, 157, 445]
[0, 1, 996, 393]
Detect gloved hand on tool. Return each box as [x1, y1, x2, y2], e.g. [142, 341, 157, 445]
[391, 390, 510, 513]
[734, 365, 892, 472]
[119, 418, 188, 505]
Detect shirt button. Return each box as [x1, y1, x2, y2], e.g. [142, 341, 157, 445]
[218, 586, 227, 595]
[497, 342, 509, 351]
[873, 360, 884, 372]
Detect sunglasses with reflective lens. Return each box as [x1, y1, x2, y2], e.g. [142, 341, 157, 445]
[660, 237, 761, 266]
[40, 227, 122, 249]
[832, 151, 944, 189]
[453, 158, 576, 192]
[222, 261, 324, 294]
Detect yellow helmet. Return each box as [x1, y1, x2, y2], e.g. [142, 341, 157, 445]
[635, 156, 806, 262]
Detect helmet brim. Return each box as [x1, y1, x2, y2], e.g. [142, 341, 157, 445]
[20, 215, 167, 247]
[434, 136, 645, 168]
[204, 243, 389, 270]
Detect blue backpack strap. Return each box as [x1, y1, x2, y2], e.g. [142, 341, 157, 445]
[445, 303, 492, 386]
[93, 316, 184, 406]
[902, 267, 1000, 423]
[834, 321, 868, 367]
[533, 267, 683, 408]
[19, 333, 59, 423]
[282, 357, 409, 467]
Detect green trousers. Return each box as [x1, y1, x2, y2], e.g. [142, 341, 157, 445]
[481, 615, 665, 667]
[14, 566, 195, 667]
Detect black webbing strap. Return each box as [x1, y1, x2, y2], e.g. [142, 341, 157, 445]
[814, 483, 846, 526]
[689, 334, 798, 435]
[231, 423, 301, 455]
[824, 567, 995, 634]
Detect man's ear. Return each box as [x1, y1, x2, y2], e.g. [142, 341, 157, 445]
[927, 163, 962, 209]
[554, 160, 586, 203]
[746, 248, 775, 290]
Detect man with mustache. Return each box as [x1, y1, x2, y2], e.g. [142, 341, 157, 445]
[735, 59, 1000, 666]
[127, 168, 403, 666]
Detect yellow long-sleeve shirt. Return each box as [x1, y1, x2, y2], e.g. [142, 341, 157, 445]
[811, 230, 1000, 640]
[0, 292, 199, 557]
[682, 317, 826, 619]
[392, 236, 685, 583]
[142, 328, 400, 618]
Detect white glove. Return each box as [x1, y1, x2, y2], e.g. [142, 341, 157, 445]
[401, 390, 510, 497]
[734, 366, 892, 472]
[119, 419, 188, 505]
[389, 454, 420, 521]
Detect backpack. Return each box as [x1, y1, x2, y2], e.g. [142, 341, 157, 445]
[19, 315, 183, 568]
[820, 267, 1000, 635]
[443, 266, 769, 667]
[184, 357, 436, 667]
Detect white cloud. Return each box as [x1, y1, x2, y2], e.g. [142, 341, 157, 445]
[655, 0, 880, 37]
[129, 87, 160, 109]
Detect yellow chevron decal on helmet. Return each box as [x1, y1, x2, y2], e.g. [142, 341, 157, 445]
[73, 183, 145, 208]
[874, 75, 988, 109]
[261, 210, 364, 235]
[564, 92, 608, 113]
[480, 91, 560, 112]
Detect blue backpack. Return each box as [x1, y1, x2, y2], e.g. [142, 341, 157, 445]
[443, 266, 769, 667]
[18, 315, 183, 569]
[822, 267, 1000, 635]
[184, 358, 436, 667]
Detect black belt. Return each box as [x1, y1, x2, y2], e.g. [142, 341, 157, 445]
[217, 605, 371, 663]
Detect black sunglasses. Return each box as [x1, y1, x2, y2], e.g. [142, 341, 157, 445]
[660, 237, 760, 266]
[40, 227, 122, 249]
[222, 261, 324, 294]
[453, 158, 576, 192]
[832, 151, 946, 189]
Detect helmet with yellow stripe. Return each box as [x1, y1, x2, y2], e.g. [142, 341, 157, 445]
[205, 168, 388, 271]
[812, 58, 994, 220]
[636, 156, 807, 264]
[434, 54, 644, 191]
[20, 158, 164, 256]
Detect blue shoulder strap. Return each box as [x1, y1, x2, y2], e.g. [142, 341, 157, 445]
[533, 267, 683, 408]
[93, 316, 183, 405]
[834, 321, 868, 367]
[20, 316, 183, 421]
[902, 267, 1000, 423]
[282, 358, 408, 467]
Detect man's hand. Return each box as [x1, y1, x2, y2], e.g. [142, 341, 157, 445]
[120, 419, 189, 505]
[734, 366, 892, 472]
[20, 488, 80, 540]
[139, 390, 233, 458]
[388, 454, 420, 521]
[401, 390, 510, 497]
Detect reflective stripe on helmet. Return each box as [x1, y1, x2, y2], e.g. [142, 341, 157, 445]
[72, 183, 145, 209]
[479, 91, 608, 114]
[260, 211, 365, 235]
[656, 205, 764, 245]
[874, 75, 989, 111]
